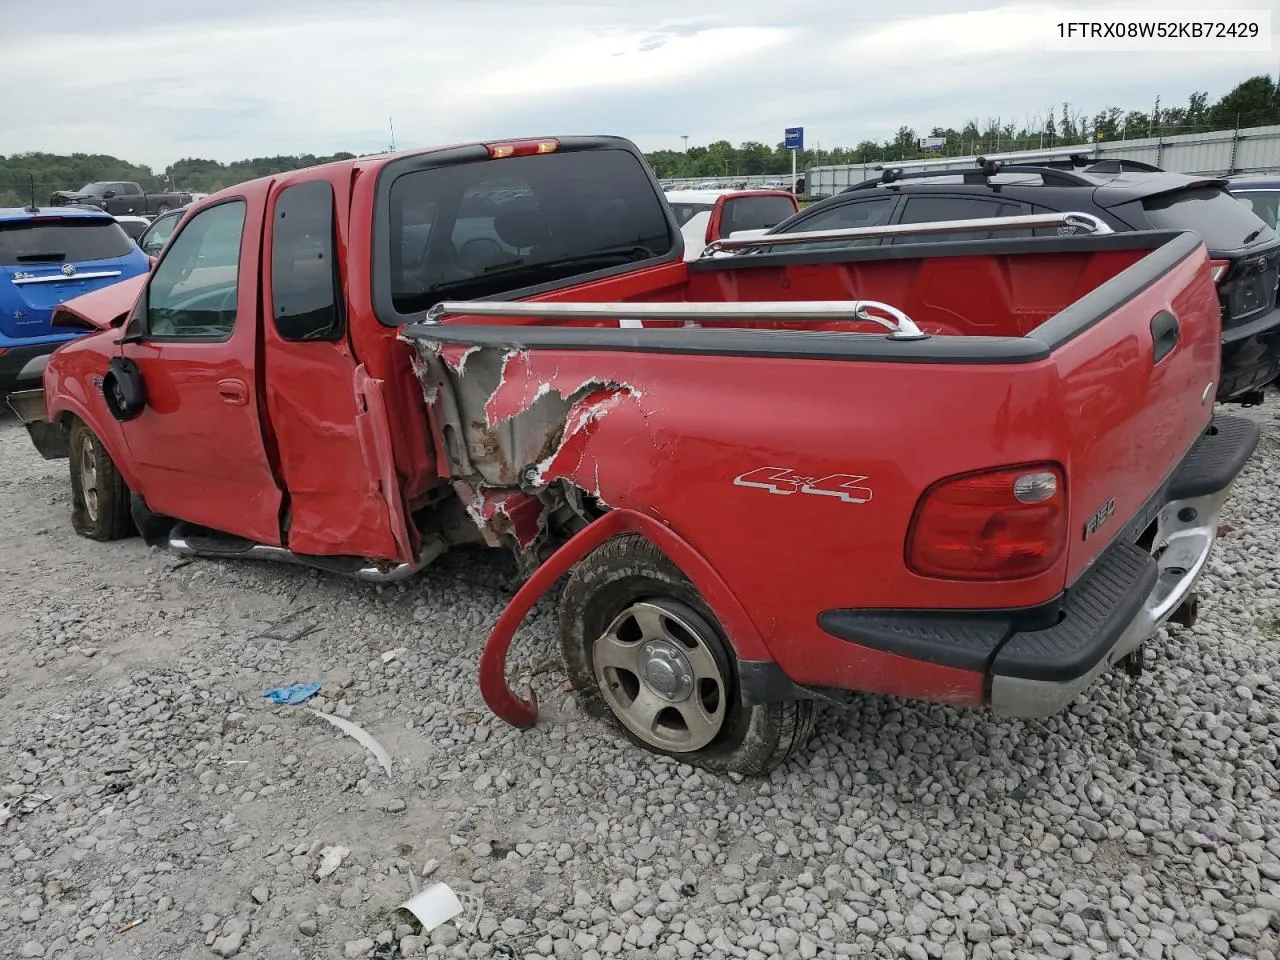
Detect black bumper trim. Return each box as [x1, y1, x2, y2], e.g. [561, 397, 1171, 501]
[0, 342, 56, 392]
[816, 414, 1260, 684]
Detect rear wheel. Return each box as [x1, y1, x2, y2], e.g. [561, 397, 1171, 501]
[68, 420, 133, 541]
[154, 203, 171, 215]
[558, 534, 815, 775]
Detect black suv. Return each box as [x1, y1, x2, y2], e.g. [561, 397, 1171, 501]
[762, 158, 1280, 402]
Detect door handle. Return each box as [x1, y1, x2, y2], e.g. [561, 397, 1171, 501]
[1150, 310, 1179, 364]
[217, 378, 249, 405]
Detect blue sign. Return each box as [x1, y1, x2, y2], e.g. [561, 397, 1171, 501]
[784, 127, 804, 150]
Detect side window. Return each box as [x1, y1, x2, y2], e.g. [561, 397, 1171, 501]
[781, 197, 898, 248]
[890, 195, 1011, 244]
[145, 200, 246, 340]
[139, 211, 178, 255]
[122, 183, 142, 196]
[270, 181, 342, 341]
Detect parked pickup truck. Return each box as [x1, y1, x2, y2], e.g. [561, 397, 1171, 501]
[664, 189, 799, 260]
[8, 136, 1260, 775]
[50, 181, 192, 217]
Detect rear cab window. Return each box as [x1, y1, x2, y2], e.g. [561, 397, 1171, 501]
[720, 195, 796, 233]
[1140, 186, 1277, 251]
[0, 217, 136, 265]
[375, 143, 675, 320]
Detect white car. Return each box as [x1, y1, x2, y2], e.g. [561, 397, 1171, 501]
[113, 214, 152, 243]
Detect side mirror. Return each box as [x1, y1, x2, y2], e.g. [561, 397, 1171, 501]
[103, 190, 116, 199]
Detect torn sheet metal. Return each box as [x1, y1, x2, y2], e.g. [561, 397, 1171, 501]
[457, 482, 544, 551]
[307, 709, 393, 777]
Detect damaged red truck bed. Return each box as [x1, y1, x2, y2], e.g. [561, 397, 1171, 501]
[10, 135, 1260, 774]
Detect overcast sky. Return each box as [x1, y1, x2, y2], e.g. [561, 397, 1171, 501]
[0, 0, 1275, 169]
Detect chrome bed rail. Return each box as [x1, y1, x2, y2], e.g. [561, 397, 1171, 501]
[700, 210, 1113, 257]
[422, 298, 930, 340]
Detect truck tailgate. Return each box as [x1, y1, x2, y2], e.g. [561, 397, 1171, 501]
[1040, 239, 1221, 583]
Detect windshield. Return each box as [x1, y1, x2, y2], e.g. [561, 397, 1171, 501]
[1142, 186, 1277, 250]
[0, 218, 136, 265]
[79, 183, 107, 194]
[380, 147, 674, 317]
[1231, 190, 1280, 231]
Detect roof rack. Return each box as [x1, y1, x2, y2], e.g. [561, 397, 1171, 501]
[701, 210, 1112, 256]
[1081, 159, 1164, 173]
[844, 156, 1097, 191]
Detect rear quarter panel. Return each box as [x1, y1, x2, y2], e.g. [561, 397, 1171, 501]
[446, 344, 1066, 698]
[1033, 239, 1221, 582]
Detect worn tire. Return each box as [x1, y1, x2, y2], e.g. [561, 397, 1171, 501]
[558, 533, 815, 776]
[68, 419, 134, 541]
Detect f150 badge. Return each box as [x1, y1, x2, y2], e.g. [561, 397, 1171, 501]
[733, 467, 872, 504]
[1083, 496, 1116, 540]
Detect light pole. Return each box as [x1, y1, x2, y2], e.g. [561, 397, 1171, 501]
[681, 135, 689, 152]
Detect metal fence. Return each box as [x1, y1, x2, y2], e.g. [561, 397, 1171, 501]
[804, 124, 1280, 196]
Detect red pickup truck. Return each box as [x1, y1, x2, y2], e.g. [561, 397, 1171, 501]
[9, 136, 1259, 775]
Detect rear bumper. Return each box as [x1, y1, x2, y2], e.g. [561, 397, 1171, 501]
[0, 342, 57, 393]
[1219, 306, 1280, 399]
[815, 415, 1260, 718]
[5, 387, 69, 460]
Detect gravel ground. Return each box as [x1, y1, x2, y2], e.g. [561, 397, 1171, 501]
[0, 397, 1278, 960]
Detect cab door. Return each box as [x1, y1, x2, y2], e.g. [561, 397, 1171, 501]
[116, 189, 285, 545]
[258, 175, 415, 562]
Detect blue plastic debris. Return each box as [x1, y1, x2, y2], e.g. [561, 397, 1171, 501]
[262, 682, 322, 705]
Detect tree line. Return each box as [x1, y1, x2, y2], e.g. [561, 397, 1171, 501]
[1, 74, 1276, 208]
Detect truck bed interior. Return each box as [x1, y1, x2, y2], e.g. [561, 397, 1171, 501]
[442, 232, 1182, 340]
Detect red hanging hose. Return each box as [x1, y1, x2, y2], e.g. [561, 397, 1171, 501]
[478, 508, 769, 728]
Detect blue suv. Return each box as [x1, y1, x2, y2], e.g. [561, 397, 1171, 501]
[0, 206, 151, 394]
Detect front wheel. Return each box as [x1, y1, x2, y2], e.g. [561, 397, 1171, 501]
[558, 534, 815, 775]
[68, 420, 134, 541]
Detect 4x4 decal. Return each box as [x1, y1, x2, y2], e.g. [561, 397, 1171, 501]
[733, 466, 873, 504]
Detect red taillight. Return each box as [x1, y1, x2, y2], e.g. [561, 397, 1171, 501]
[485, 139, 559, 159]
[906, 463, 1067, 580]
[1209, 259, 1230, 283]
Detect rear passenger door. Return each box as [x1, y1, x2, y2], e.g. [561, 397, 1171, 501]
[260, 176, 416, 562]
[888, 195, 1029, 243]
[118, 183, 145, 215]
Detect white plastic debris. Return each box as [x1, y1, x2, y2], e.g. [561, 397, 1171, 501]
[315, 845, 350, 879]
[307, 708, 392, 777]
[399, 882, 463, 932]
